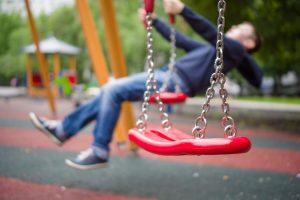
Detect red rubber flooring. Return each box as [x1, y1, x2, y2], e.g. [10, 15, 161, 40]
[0, 97, 299, 200]
[0, 177, 154, 200]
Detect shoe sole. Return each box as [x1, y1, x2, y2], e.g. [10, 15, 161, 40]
[65, 159, 108, 170]
[29, 112, 62, 146]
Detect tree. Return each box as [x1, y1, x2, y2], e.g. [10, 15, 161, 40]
[0, 12, 27, 85]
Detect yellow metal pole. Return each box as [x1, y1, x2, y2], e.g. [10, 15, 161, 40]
[75, 0, 109, 85]
[68, 55, 76, 72]
[75, 0, 124, 143]
[53, 53, 60, 96]
[24, 0, 56, 114]
[26, 54, 33, 95]
[98, 0, 126, 76]
[99, 0, 137, 150]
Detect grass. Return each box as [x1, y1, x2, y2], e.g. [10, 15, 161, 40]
[233, 96, 300, 105]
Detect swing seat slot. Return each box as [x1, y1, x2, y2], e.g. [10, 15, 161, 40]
[128, 128, 251, 155]
[149, 92, 187, 104]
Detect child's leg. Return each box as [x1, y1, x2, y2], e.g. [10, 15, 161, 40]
[62, 93, 102, 137]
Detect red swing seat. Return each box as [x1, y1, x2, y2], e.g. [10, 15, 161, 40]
[149, 92, 188, 104]
[131, 0, 251, 156]
[128, 127, 251, 155]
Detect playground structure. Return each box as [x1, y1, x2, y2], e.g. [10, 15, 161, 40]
[23, 36, 79, 97]
[24, 0, 135, 147]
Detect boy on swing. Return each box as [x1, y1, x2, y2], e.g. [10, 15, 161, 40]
[30, 0, 263, 170]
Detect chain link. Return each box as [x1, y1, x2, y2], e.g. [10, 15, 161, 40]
[136, 13, 172, 133]
[192, 0, 237, 138]
[160, 24, 181, 93]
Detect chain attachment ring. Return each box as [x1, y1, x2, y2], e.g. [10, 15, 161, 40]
[221, 116, 237, 138]
[192, 117, 207, 138]
[224, 125, 237, 138]
[192, 116, 207, 138]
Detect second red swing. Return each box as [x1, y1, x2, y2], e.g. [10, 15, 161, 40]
[148, 11, 187, 104]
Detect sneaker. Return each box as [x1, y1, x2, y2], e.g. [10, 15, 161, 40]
[29, 112, 64, 145]
[65, 148, 108, 170]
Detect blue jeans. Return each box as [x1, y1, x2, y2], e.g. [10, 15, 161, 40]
[62, 70, 189, 154]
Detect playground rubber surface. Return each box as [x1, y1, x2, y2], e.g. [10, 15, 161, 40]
[0, 98, 300, 200]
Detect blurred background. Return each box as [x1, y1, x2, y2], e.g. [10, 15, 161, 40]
[1, 0, 299, 95]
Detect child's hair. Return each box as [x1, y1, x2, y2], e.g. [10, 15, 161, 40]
[245, 22, 262, 54]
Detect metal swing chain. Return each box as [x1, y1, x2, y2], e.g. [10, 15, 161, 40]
[192, 0, 237, 138]
[136, 13, 172, 133]
[160, 24, 181, 93]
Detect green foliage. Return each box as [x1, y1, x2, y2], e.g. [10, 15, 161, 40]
[250, 0, 300, 77]
[0, 11, 28, 85]
[0, 53, 26, 85]
[8, 26, 31, 54]
[0, 12, 23, 55]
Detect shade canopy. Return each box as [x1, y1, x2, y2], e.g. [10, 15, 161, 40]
[23, 36, 80, 55]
